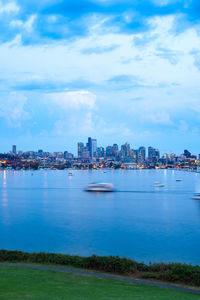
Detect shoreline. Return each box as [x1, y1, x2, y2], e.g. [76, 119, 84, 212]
[0, 250, 200, 288]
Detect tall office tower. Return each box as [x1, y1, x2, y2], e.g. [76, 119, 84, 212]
[82, 147, 90, 159]
[112, 144, 119, 156]
[77, 142, 84, 158]
[155, 149, 160, 160]
[184, 149, 191, 158]
[91, 138, 97, 158]
[87, 137, 97, 159]
[12, 145, 17, 155]
[106, 146, 113, 158]
[97, 147, 104, 158]
[138, 146, 146, 163]
[38, 149, 43, 157]
[148, 146, 159, 162]
[148, 146, 156, 160]
[121, 142, 130, 158]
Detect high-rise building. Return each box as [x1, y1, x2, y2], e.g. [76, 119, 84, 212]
[87, 137, 97, 159]
[12, 145, 16, 155]
[184, 149, 191, 158]
[82, 147, 90, 159]
[106, 146, 113, 158]
[148, 146, 159, 162]
[121, 143, 130, 159]
[38, 149, 43, 157]
[112, 144, 118, 156]
[77, 142, 84, 158]
[97, 147, 104, 158]
[138, 146, 146, 163]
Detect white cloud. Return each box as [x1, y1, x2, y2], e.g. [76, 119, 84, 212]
[45, 90, 96, 110]
[0, 92, 30, 127]
[10, 14, 37, 32]
[0, 1, 19, 14]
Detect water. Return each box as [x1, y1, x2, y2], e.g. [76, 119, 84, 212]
[0, 169, 200, 264]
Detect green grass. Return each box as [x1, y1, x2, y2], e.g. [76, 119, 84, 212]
[0, 266, 199, 300]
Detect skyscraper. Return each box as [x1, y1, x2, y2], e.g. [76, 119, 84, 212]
[138, 146, 146, 163]
[12, 145, 16, 155]
[77, 142, 84, 158]
[87, 137, 97, 159]
[148, 146, 159, 162]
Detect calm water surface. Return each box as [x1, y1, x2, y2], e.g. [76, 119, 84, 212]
[0, 169, 200, 264]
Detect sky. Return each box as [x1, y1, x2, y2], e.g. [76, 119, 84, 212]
[1, 0, 200, 155]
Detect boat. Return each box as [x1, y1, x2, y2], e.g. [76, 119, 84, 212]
[192, 193, 200, 200]
[84, 183, 115, 192]
[68, 172, 73, 176]
[176, 179, 182, 182]
[153, 182, 165, 188]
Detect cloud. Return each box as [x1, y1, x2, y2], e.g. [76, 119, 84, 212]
[155, 47, 181, 64]
[44, 90, 96, 110]
[190, 49, 200, 70]
[10, 14, 37, 33]
[0, 1, 19, 14]
[0, 0, 197, 45]
[0, 92, 30, 127]
[107, 74, 144, 90]
[81, 44, 119, 54]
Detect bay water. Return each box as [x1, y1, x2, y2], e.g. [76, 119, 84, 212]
[0, 169, 200, 264]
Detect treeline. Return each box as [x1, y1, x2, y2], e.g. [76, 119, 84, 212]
[0, 250, 199, 287]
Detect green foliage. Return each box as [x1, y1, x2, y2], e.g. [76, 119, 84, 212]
[165, 263, 200, 286]
[83, 255, 139, 273]
[0, 250, 200, 286]
[140, 273, 162, 280]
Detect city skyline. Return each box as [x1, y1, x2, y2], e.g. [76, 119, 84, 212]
[3, 138, 200, 158]
[1, 1, 200, 152]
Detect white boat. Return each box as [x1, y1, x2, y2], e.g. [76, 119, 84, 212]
[192, 193, 200, 200]
[153, 182, 165, 187]
[68, 172, 73, 176]
[84, 183, 114, 192]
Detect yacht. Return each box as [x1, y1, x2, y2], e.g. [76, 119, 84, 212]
[192, 193, 200, 200]
[153, 182, 165, 188]
[84, 183, 114, 192]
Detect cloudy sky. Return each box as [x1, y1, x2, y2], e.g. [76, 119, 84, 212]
[1, 0, 200, 154]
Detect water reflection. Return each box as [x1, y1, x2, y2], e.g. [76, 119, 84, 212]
[2, 187, 8, 207]
[3, 170, 6, 187]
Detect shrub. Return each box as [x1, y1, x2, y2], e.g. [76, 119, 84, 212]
[0, 250, 199, 286]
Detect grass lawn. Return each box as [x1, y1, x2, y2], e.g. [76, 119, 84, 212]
[0, 266, 199, 300]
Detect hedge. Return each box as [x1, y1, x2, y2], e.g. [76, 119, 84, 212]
[0, 250, 199, 286]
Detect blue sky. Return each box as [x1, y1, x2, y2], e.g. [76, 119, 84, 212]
[1, 0, 200, 155]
